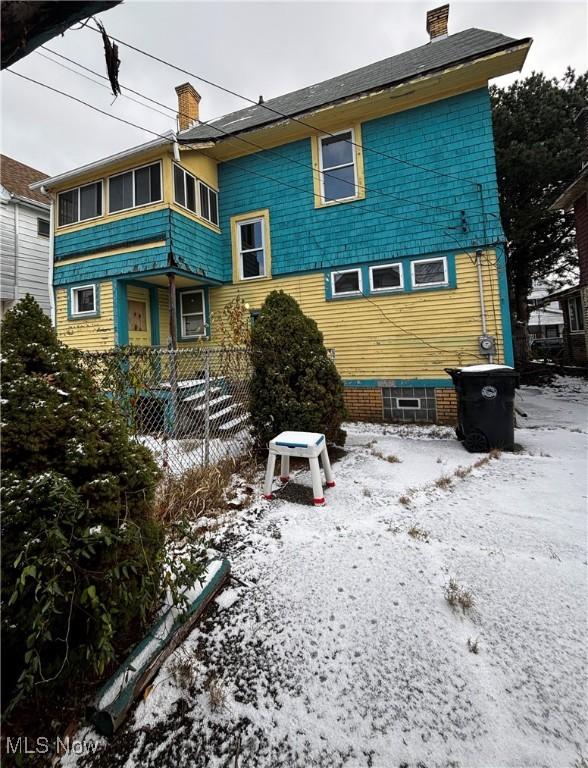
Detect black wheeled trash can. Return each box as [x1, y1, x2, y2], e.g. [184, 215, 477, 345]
[444, 365, 520, 452]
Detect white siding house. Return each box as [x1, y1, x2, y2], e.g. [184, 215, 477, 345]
[0, 155, 51, 318]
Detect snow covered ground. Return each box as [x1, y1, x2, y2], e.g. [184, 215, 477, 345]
[65, 377, 587, 768]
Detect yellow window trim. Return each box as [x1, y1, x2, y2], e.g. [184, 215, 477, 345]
[310, 123, 366, 209]
[230, 209, 272, 284]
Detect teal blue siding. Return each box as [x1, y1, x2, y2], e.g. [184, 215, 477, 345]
[170, 212, 222, 282]
[218, 88, 504, 282]
[54, 246, 168, 286]
[55, 210, 170, 261]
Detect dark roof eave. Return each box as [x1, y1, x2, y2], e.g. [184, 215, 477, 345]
[177, 35, 532, 145]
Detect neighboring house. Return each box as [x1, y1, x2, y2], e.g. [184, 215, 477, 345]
[1, 154, 51, 317]
[528, 282, 564, 339]
[33, 6, 531, 423]
[548, 108, 588, 367]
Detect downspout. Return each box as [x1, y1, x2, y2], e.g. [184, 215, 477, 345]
[476, 248, 493, 363]
[45, 189, 56, 325]
[13, 199, 19, 305]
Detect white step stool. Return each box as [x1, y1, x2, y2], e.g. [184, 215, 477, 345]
[263, 431, 335, 506]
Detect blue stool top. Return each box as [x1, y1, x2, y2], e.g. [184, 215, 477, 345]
[273, 431, 325, 449]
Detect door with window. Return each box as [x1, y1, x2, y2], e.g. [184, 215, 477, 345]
[127, 286, 151, 346]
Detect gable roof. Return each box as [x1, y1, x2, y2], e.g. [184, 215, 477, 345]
[0, 154, 50, 206]
[178, 27, 531, 143]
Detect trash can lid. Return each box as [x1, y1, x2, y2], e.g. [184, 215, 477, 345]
[459, 364, 514, 372]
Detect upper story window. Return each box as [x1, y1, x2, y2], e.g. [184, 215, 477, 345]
[173, 163, 219, 226]
[109, 162, 161, 213]
[58, 181, 102, 226]
[331, 268, 362, 297]
[238, 218, 266, 279]
[37, 218, 50, 238]
[199, 182, 219, 226]
[320, 130, 358, 203]
[411, 257, 448, 288]
[71, 284, 97, 317]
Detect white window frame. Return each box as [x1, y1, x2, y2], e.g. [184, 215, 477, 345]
[397, 397, 421, 409]
[369, 262, 404, 293]
[70, 284, 97, 317]
[319, 127, 358, 204]
[199, 181, 219, 226]
[57, 181, 103, 227]
[180, 289, 206, 339]
[331, 268, 363, 297]
[238, 217, 266, 280]
[410, 256, 448, 289]
[108, 160, 163, 214]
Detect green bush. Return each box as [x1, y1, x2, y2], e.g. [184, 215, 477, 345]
[1, 296, 166, 710]
[250, 290, 346, 447]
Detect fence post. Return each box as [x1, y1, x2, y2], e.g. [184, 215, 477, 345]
[204, 348, 211, 467]
[168, 344, 179, 440]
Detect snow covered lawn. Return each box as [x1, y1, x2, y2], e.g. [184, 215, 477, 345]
[67, 378, 587, 768]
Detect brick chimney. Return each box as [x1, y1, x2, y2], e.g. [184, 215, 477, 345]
[175, 83, 201, 131]
[426, 4, 449, 41]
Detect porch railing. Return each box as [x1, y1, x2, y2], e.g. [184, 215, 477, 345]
[81, 346, 253, 475]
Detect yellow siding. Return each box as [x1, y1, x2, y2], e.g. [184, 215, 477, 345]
[55, 282, 115, 352]
[208, 252, 505, 379]
[176, 150, 218, 190]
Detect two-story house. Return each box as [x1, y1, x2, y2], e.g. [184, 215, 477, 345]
[32, 7, 531, 423]
[1, 155, 51, 318]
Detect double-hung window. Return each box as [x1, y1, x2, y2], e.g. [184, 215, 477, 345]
[58, 181, 102, 226]
[369, 263, 403, 292]
[180, 290, 206, 338]
[174, 164, 197, 213]
[568, 295, 584, 332]
[411, 257, 448, 288]
[319, 130, 357, 203]
[331, 268, 362, 297]
[109, 162, 161, 213]
[238, 218, 266, 279]
[71, 284, 97, 316]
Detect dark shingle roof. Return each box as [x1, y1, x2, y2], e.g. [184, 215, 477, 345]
[0, 154, 50, 205]
[178, 28, 529, 143]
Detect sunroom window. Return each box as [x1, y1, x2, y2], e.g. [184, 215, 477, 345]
[199, 182, 219, 226]
[411, 257, 448, 288]
[58, 181, 102, 226]
[180, 290, 206, 338]
[320, 131, 357, 202]
[174, 164, 197, 213]
[370, 263, 403, 292]
[71, 284, 97, 316]
[238, 218, 266, 279]
[109, 162, 161, 213]
[332, 268, 362, 296]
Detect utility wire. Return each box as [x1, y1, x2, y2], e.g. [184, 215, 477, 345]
[84, 21, 483, 191]
[6, 68, 498, 355]
[40, 44, 480, 225]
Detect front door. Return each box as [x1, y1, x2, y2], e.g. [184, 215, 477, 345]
[127, 286, 151, 346]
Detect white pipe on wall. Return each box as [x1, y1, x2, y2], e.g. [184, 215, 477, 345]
[476, 249, 494, 363]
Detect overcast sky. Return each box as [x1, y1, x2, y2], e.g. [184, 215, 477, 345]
[1, 0, 586, 176]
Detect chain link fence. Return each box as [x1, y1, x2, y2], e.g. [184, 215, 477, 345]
[82, 347, 254, 475]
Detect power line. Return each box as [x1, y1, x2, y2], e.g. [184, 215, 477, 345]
[35, 50, 174, 120]
[7, 69, 496, 355]
[40, 44, 479, 225]
[85, 22, 483, 191]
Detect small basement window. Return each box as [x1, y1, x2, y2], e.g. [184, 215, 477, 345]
[331, 268, 362, 297]
[397, 398, 420, 409]
[37, 218, 50, 237]
[411, 257, 448, 288]
[71, 284, 97, 316]
[370, 262, 403, 292]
